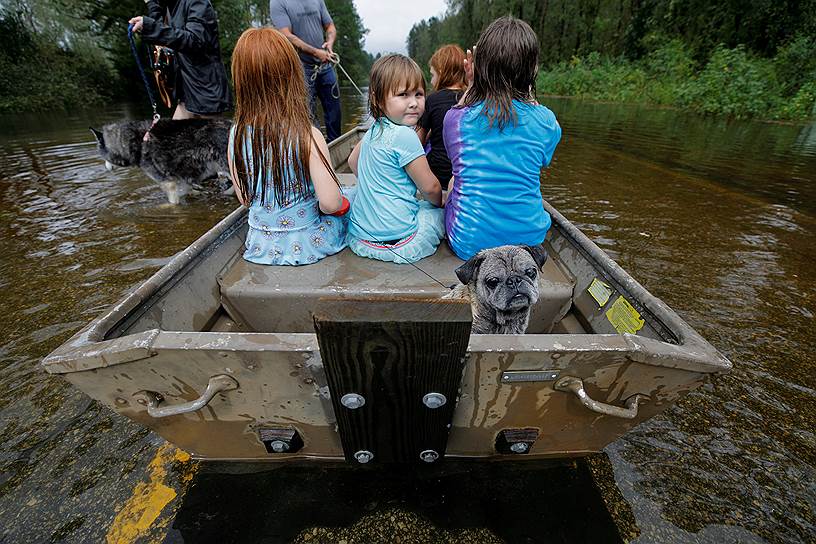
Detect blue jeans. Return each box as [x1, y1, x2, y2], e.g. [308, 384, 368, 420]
[303, 62, 342, 143]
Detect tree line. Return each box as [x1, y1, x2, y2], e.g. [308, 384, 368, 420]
[0, 0, 372, 113]
[407, 0, 816, 120]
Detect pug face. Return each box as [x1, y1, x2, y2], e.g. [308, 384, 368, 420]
[455, 244, 548, 334]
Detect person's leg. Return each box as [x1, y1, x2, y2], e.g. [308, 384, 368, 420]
[316, 65, 342, 142]
[172, 102, 196, 119]
[302, 62, 320, 129]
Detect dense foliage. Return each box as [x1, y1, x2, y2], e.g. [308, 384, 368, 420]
[407, 0, 816, 120]
[0, 0, 371, 113]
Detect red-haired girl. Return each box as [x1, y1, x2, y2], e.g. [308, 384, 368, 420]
[229, 27, 351, 266]
[417, 44, 467, 189]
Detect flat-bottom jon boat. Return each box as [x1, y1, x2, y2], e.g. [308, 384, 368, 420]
[43, 126, 730, 463]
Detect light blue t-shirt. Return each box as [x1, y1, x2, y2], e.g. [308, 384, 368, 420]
[348, 118, 426, 241]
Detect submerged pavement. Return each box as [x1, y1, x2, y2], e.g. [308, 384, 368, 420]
[101, 446, 630, 543]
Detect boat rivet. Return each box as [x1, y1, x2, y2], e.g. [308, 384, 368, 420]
[270, 440, 289, 453]
[510, 442, 529, 454]
[420, 450, 439, 463]
[341, 393, 365, 409]
[423, 392, 446, 409]
[354, 450, 373, 464]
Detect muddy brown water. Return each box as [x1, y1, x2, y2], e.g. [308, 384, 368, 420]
[0, 90, 814, 543]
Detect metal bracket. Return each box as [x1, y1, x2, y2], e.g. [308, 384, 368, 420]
[135, 374, 239, 418]
[554, 376, 647, 419]
[501, 370, 560, 383]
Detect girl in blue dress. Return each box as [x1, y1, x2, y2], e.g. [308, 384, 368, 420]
[443, 17, 562, 260]
[228, 27, 351, 266]
[346, 54, 444, 264]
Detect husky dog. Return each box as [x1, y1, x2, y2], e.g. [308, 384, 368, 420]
[445, 244, 548, 334]
[90, 118, 232, 204]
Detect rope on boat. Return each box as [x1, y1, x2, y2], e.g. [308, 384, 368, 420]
[328, 52, 367, 99]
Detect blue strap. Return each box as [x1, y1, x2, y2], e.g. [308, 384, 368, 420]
[128, 23, 159, 119]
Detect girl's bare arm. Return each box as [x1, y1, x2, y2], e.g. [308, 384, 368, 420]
[227, 143, 246, 206]
[309, 127, 344, 214]
[416, 126, 429, 146]
[348, 140, 362, 176]
[405, 155, 442, 207]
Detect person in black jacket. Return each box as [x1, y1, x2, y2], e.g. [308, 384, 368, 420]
[129, 0, 231, 119]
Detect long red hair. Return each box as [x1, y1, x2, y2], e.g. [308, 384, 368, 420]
[429, 44, 466, 91]
[231, 28, 332, 207]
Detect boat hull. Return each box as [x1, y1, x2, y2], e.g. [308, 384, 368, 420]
[43, 126, 730, 462]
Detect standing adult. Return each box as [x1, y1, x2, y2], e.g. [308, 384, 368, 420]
[129, 0, 231, 119]
[269, 0, 342, 142]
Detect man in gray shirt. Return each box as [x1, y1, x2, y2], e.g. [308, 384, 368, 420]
[270, 0, 341, 142]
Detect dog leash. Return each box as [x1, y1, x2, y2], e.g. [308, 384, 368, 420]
[127, 23, 161, 141]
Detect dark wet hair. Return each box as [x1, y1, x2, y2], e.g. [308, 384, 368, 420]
[461, 17, 539, 129]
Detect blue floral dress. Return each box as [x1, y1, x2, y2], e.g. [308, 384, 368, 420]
[229, 126, 351, 266]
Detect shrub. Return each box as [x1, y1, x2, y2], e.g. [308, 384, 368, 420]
[678, 45, 779, 118]
[773, 35, 816, 97]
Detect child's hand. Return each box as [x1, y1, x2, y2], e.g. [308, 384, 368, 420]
[464, 46, 476, 87]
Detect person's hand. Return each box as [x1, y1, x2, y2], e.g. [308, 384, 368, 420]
[314, 48, 333, 63]
[464, 45, 475, 87]
[128, 16, 144, 33]
[322, 41, 335, 56]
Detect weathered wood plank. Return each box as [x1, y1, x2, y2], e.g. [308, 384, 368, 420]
[314, 298, 471, 464]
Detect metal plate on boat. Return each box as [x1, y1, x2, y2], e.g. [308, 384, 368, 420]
[501, 370, 560, 383]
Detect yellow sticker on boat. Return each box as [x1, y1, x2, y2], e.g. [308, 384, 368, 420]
[606, 296, 645, 334]
[587, 278, 613, 306]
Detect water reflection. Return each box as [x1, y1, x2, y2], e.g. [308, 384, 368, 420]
[543, 97, 816, 543]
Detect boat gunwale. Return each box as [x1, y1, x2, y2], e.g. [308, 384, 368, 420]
[41, 125, 731, 376]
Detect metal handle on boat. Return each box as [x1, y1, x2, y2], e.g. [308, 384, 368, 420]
[554, 376, 646, 419]
[135, 374, 239, 418]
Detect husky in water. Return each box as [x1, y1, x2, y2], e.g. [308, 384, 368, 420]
[90, 118, 232, 204]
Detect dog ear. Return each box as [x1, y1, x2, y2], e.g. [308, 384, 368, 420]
[89, 127, 105, 148]
[455, 254, 484, 285]
[523, 244, 548, 270]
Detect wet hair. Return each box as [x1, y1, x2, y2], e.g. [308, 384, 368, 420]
[230, 27, 336, 207]
[429, 44, 466, 91]
[461, 17, 540, 129]
[368, 54, 427, 122]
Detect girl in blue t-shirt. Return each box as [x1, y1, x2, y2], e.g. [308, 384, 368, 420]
[443, 17, 562, 260]
[347, 54, 444, 264]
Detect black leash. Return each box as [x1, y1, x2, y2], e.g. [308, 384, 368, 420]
[128, 24, 161, 137]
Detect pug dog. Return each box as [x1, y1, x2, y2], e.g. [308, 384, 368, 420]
[445, 244, 548, 334]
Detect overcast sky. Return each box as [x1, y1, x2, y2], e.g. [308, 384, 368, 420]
[353, 0, 449, 55]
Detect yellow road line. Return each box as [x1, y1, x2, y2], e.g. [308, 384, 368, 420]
[106, 443, 195, 544]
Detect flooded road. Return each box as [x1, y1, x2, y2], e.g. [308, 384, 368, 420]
[0, 90, 814, 543]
